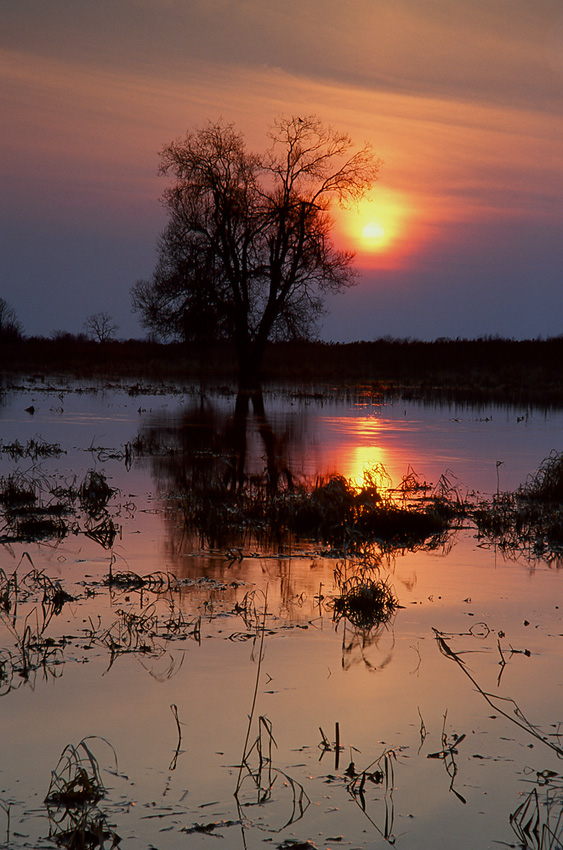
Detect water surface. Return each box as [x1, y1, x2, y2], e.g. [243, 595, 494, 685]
[0, 380, 562, 848]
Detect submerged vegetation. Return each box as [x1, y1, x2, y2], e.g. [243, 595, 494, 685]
[0, 450, 118, 546]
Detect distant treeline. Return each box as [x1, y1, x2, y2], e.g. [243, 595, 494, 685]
[2, 334, 563, 405]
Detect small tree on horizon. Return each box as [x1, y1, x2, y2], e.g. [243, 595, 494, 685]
[83, 312, 119, 343]
[0, 297, 23, 342]
[132, 116, 380, 384]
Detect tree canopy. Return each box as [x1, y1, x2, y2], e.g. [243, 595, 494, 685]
[132, 116, 380, 383]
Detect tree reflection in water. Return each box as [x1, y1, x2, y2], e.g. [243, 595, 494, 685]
[134, 388, 450, 657]
[138, 388, 303, 495]
[135, 387, 310, 556]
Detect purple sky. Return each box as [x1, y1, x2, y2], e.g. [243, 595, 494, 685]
[2, 0, 563, 341]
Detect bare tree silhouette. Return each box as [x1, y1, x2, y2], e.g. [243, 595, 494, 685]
[0, 297, 23, 342]
[132, 116, 380, 385]
[83, 312, 119, 343]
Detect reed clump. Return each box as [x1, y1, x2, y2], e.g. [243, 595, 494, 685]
[0, 473, 38, 511]
[332, 577, 398, 629]
[354, 502, 446, 548]
[0, 468, 118, 546]
[521, 450, 563, 502]
[472, 451, 563, 562]
[45, 738, 116, 807]
[44, 737, 121, 849]
[0, 472, 71, 542]
[79, 470, 116, 518]
[179, 469, 450, 554]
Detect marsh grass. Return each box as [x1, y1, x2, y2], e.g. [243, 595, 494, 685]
[45, 737, 120, 850]
[79, 471, 116, 518]
[433, 628, 563, 759]
[4, 429, 563, 568]
[0, 561, 215, 694]
[233, 589, 310, 836]
[78, 569, 207, 674]
[332, 577, 398, 630]
[176, 466, 453, 556]
[0, 558, 73, 692]
[45, 738, 112, 806]
[345, 747, 398, 843]
[105, 567, 180, 594]
[0, 472, 38, 510]
[0, 799, 9, 846]
[0, 467, 118, 546]
[46, 805, 120, 850]
[86, 600, 201, 671]
[472, 451, 563, 563]
[0, 470, 71, 543]
[523, 451, 563, 502]
[83, 514, 118, 549]
[426, 711, 467, 805]
[95, 604, 159, 659]
[234, 715, 310, 833]
[0, 437, 64, 461]
[511, 785, 563, 850]
[233, 589, 269, 633]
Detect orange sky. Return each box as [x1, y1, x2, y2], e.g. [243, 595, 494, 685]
[1, 0, 563, 339]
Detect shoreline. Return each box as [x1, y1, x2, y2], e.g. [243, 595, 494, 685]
[3, 336, 563, 406]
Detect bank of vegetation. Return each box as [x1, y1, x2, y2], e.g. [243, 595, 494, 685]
[2, 335, 563, 405]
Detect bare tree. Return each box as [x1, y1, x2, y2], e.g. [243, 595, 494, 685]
[132, 116, 380, 384]
[83, 312, 119, 343]
[0, 297, 23, 342]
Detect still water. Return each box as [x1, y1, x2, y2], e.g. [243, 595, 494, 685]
[0, 378, 563, 849]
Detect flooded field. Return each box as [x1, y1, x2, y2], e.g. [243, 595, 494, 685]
[1, 378, 563, 849]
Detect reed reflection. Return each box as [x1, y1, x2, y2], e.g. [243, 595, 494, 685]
[339, 620, 396, 673]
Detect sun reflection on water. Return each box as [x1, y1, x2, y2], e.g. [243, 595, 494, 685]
[319, 414, 413, 490]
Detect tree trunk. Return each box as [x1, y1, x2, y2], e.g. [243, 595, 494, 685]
[236, 338, 264, 391]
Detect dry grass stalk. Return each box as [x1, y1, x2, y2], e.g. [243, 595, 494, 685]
[45, 737, 116, 807]
[433, 628, 563, 759]
[346, 747, 398, 843]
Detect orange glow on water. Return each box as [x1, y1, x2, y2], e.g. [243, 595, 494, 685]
[320, 415, 400, 488]
[336, 444, 390, 488]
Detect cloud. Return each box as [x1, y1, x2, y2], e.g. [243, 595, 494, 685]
[4, 0, 563, 112]
[2, 0, 563, 339]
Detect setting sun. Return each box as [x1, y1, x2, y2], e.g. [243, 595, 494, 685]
[362, 222, 386, 242]
[333, 186, 415, 268]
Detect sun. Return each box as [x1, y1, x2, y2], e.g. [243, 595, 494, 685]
[332, 186, 419, 269]
[335, 188, 406, 262]
[362, 222, 386, 242]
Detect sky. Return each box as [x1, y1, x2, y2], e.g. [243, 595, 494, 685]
[1, 0, 563, 342]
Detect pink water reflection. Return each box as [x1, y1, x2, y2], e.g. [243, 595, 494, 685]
[142, 391, 563, 497]
[1, 384, 563, 849]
